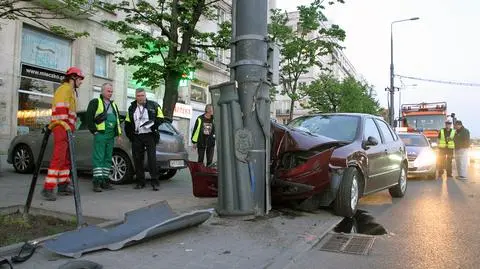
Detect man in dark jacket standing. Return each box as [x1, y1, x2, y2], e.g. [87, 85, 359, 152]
[454, 120, 470, 179]
[86, 83, 121, 192]
[124, 88, 164, 191]
[191, 104, 215, 166]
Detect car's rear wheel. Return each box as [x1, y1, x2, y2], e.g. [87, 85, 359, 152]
[389, 165, 407, 197]
[109, 150, 133, 184]
[333, 167, 360, 217]
[158, 169, 177, 180]
[12, 144, 35, 174]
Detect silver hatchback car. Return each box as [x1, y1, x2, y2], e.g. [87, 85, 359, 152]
[7, 111, 188, 184]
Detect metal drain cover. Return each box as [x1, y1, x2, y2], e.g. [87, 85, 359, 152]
[317, 233, 375, 255]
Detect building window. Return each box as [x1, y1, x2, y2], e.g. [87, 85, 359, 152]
[191, 85, 207, 103]
[93, 86, 101, 99]
[21, 26, 72, 72]
[94, 49, 108, 78]
[218, 8, 226, 24]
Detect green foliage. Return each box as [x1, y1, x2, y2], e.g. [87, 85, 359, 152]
[269, 0, 346, 120]
[0, 0, 91, 38]
[101, 0, 231, 117]
[303, 74, 381, 115]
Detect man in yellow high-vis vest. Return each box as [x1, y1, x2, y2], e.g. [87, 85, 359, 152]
[86, 83, 122, 192]
[437, 119, 455, 178]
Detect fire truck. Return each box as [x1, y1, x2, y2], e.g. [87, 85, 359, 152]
[398, 102, 455, 145]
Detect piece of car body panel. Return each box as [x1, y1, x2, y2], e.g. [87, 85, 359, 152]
[43, 201, 213, 258]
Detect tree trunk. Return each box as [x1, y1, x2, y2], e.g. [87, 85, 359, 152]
[162, 71, 181, 119]
[288, 99, 295, 122]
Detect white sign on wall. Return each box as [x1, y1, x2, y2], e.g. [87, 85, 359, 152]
[173, 103, 193, 119]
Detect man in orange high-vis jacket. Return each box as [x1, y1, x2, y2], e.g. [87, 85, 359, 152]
[42, 67, 84, 201]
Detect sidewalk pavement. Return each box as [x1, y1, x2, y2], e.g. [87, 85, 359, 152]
[0, 158, 342, 269]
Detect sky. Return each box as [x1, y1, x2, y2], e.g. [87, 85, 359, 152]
[278, 0, 480, 137]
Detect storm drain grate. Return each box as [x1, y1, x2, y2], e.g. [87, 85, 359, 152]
[317, 233, 376, 255]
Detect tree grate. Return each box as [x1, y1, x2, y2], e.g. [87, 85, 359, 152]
[317, 233, 375, 255]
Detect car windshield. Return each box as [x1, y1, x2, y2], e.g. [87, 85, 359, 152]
[399, 134, 429, 147]
[159, 122, 179, 135]
[288, 115, 359, 142]
[404, 115, 444, 131]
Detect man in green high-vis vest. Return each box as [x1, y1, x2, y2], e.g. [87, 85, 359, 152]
[86, 83, 122, 192]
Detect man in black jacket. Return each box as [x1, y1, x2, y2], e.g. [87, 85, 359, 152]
[454, 120, 470, 179]
[191, 104, 215, 166]
[124, 88, 164, 190]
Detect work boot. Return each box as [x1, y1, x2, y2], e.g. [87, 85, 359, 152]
[93, 183, 103, 192]
[101, 181, 114, 190]
[57, 184, 74, 196]
[41, 189, 57, 201]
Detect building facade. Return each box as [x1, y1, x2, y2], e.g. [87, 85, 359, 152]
[0, 1, 232, 153]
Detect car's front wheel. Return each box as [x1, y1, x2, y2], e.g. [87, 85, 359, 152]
[12, 144, 35, 174]
[158, 169, 177, 180]
[389, 165, 407, 197]
[333, 167, 360, 217]
[109, 150, 133, 184]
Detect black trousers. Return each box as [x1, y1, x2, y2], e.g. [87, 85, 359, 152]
[437, 148, 454, 176]
[198, 145, 215, 166]
[132, 133, 158, 186]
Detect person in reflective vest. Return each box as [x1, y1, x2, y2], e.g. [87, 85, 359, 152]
[42, 67, 84, 201]
[86, 83, 122, 192]
[437, 120, 456, 178]
[191, 104, 215, 166]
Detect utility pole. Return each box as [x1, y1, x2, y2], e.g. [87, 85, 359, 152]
[210, 0, 274, 216]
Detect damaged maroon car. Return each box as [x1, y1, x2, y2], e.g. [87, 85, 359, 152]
[188, 113, 408, 217]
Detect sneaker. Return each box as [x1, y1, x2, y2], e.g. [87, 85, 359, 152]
[57, 184, 74, 196]
[41, 189, 57, 201]
[101, 182, 114, 190]
[93, 183, 103, 192]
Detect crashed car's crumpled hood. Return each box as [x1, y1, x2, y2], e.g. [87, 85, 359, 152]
[271, 122, 345, 159]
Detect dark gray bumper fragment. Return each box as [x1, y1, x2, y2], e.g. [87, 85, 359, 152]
[43, 201, 214, 258]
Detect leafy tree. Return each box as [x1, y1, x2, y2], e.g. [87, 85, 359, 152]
[0, 0, 90, 38]
[101, 0, 230, 118]
[268, 0, 346, 121]
[303, 74, 381, 114]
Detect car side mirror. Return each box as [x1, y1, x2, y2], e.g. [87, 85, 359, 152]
[363, 136, 379, 149]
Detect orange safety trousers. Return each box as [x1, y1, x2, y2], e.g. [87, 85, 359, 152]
[43, 126, 71, 190]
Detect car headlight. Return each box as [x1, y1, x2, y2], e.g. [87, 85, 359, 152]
[414, 149, 436, 167]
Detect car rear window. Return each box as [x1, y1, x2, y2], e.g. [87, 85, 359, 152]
[159, 122, 179, 135]
[399, 134, 429, 147]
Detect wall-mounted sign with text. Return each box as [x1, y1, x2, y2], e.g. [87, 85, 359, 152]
[21, 63, 65, 83]
[173, 103, 193, 119]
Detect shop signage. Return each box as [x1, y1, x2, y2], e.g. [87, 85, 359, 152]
[173, 103, 193, 119]
[21, 63, 65, 83]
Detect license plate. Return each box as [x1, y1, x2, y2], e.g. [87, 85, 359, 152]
[170, 160, 185, 168]
[408, 161, 415, 168]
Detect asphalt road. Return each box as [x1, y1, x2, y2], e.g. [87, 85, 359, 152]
[288, 163, 480, 269]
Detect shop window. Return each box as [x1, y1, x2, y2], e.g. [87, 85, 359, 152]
[95, 49, 109, 78]
[17, 77, 57, 131]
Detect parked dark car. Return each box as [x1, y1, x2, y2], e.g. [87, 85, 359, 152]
[188, 113, 408, 217]
[7, 111, 188, 184]
[398, 132, 436, 178]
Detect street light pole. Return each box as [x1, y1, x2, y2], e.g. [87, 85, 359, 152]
[389, 17, 419, 126]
